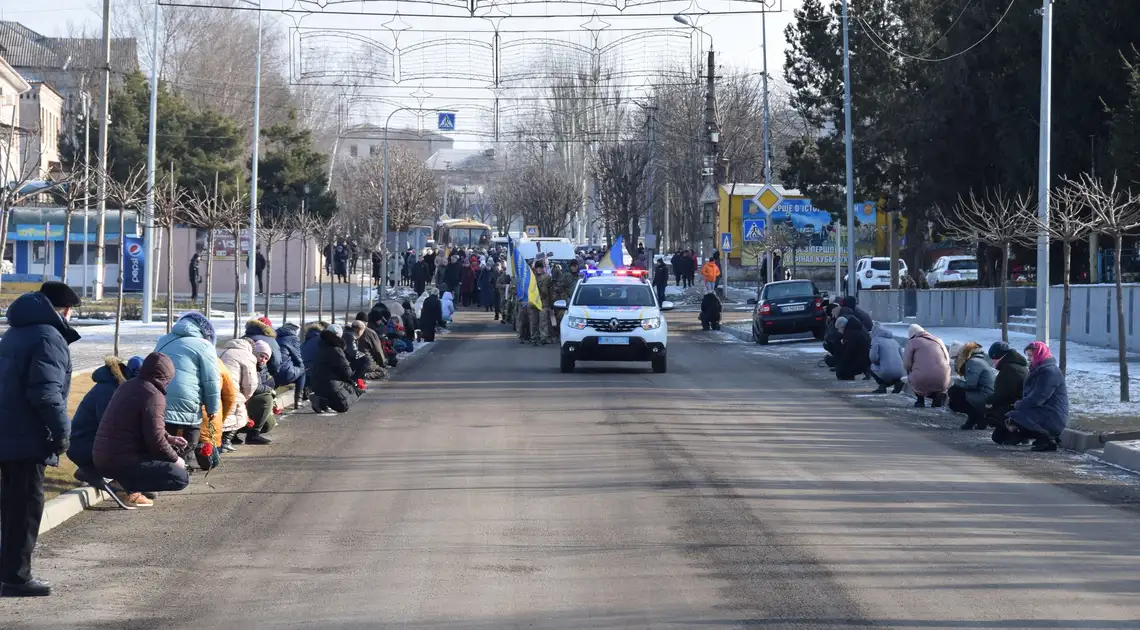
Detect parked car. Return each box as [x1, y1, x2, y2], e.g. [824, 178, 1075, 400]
[925, 255, 979, 287]
[844, 257, 908, 290]
[748, 280, 828, 345]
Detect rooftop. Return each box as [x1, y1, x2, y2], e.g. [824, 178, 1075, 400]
[0, 21, 137, 75]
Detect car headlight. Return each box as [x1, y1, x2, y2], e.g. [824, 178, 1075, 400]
[641, 317, 661, 330]
[567, 316, 587, 330]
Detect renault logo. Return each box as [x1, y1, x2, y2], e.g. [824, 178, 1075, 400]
[609, 318, 619, 330]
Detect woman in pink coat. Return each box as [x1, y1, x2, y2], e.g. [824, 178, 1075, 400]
[903, 324, 951, 408]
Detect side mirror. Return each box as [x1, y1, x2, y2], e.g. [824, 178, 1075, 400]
[660, 300, 675, 311]
[553, 299, 568, 310]
[746, 298, 758, 305]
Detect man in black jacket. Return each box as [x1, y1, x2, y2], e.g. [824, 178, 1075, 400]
[188, 253, 201, 302]
[834, 316, 871, 381]
[0, 282, 81, 596]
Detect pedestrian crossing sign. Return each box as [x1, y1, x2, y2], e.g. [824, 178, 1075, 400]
[743, 219, 766, 242]
[437, 112, 456, 131]
[720, 232, 733, 252]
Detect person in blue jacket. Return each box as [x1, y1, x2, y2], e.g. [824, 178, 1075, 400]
[67, 355, 142, 473]
[274, 322, 305, 404]
[1003, 340, 1069, 452]
[154, 312, 221, 464]
[0, 281, 82, 597]
[300, 321, 327, 396]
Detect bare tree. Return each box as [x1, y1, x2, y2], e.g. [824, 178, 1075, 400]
[152, 170, 188, 332]
[291, 206, 327, 327]
[0, 124, 47, 290]
[46, 163, 94, 285]
[938, 189, 1037, 341]
[256, 208, 290, 314]
[222, 199, 250, 339]
[107, 166, 147, 356]
[593, 139, 650, 257]
[741, 221, 797, 282]
[1045, 181, 1097, 374]
[182, 174, 234, 316]
[1066, 173, 1140, 402]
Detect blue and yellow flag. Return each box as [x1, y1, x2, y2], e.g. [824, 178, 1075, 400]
[597, 235, 625, 270]
[527, 261, 542, 309]
[512, 239, 527, 301]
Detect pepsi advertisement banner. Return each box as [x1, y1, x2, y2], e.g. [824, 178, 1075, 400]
[122, 236, 146, 293]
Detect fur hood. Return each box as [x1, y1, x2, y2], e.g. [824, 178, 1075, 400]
[245, 318, 277, 338]
[304, 322, 326, 335]
[319, 329, 346, 348]
[102, 355, 129, 385]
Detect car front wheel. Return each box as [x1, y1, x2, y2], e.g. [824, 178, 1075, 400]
[560, 354, 575, 373]
[651, 356, 667, 373]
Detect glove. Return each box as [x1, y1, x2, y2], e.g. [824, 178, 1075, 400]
[52, 436, 70, 456]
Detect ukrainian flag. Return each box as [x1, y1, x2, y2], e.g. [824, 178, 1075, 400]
[597, 235, 625, 270]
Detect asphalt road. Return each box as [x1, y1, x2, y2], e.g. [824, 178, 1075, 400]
[5, 312, 1140, 629]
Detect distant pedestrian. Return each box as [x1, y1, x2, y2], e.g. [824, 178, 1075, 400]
[189, 253, 202, 302]
[0, 281, 82, 596]
[653, 259, 669, 305]
[255, 248, 267, 294]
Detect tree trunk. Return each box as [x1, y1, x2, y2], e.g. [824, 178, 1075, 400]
[1000, 249, 1009, 342]
[166, 222, 174, 332]
[61, 204, 74, 284]
[300, 232, 308, 328]
[0, 200, 12, 290]
[113, 211, 126, 356]
[263, 245, 272, 316]
[1060, 241, 1071, 374]
[204, 230, 216, 316]
[283, 234, 290, 325]
[317, 243, 325, 324]
[233, 245, 241, 340]
[1114, 242, 1129, 402]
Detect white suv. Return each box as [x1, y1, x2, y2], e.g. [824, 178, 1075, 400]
[925, 255, 979, 287]
[845, 257, 908, 290]
[554, 270, 673, 373]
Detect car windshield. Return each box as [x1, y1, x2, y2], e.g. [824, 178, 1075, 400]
[574, 284, 657, 307]
[948, 259, 978, 271]
[763, 282, 815, 299]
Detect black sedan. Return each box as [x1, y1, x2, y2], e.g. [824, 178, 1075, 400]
[748, 280, 828, 345]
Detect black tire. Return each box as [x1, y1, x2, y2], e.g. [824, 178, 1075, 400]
[651, 356, 667, 373]
[757, 333, 770, 345]
[812, 327, 826, 340]
[560, 354, 575, 373]
[857, 281, 863, 292]
[752, 323, 761, 343]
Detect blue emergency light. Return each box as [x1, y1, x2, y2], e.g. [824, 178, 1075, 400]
[580, 268, 648, 282]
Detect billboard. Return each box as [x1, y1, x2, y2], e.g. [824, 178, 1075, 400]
[122, 236, 146, 293]
[740, 198, 878, 267]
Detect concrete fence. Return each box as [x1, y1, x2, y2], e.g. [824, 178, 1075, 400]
[1049, 284, 1140, 352]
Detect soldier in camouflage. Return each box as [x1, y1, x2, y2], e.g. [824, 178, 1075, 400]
[529, 259, 555, 345]
[551, 259, 580, 340]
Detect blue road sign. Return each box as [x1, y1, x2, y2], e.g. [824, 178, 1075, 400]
[720, 232, 733, 252]
[437, 112, 456, 131]
[743, 219, 766, 242]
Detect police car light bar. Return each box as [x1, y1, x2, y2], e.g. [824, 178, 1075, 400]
[580, 269, 648, 282]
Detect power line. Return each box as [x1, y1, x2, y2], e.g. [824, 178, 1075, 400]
[855, 0, 1016, 63]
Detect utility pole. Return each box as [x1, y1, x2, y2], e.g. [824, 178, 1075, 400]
[761, 7, 773, 285]
[842, 0, 857, 298]
[93, 0, 112, 300]
[247, 2, 264, 317]
[703, 48, 719, 261]
[645, 105, 657, 262]
[1035, 0, 1054, 341]
[142, 0, 161, 323]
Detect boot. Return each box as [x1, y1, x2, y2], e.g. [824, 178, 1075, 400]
[892, 380, 905, 394]
[245, 430, 272, 445]
[1031, 437, 1058, 452]
[872, 384, 888, 394]
[221, 432, 237, 453]
[914, 395, 926, 408]
[310, 395, 327, 413]
[931, 392, 948, 408]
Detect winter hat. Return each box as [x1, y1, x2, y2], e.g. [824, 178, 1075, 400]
[835, 316, 849, 331]
[327, 324, 343, 336]
[841, 295, 857, 308]
[252, 340, 272, 360]
[948, 340, 964, 360]
[355, 311, 369, 322]
[987, 341, 1012, 361]
[126, 355, 145, 377]
[907, 323, 926, 339]
[280, 322, 299, 334]
[257, 316, 273, 328]
[39, 281, 81, 308]
[351, 320, 366, 331]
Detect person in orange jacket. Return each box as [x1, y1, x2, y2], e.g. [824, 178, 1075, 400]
[699, 256, 720, 293]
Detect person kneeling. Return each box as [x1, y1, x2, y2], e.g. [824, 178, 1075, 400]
[983, 341, 1028, 435]
[699, 292, 722, 331]
[996, 341, 1068, 452]
[92, 353, 190, 508]
[310, 325, 362, 414]
[868, 325, 905, 393]
[948, 342, 996, 430]
[243, 341, 278, 445]
[834, 317, 870, 381]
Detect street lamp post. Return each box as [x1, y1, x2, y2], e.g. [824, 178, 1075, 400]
[673, 14, 719, 262]
[300, 183, 310, 326]
[842, 0, 857, 297]
[1035, 0, 1054, 341]
[247, 0, 264, 317]
[142, 0, 160, 323]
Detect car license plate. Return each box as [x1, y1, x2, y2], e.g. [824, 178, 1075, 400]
[782, 304, 805, 312]
[598, 336, 629, 345]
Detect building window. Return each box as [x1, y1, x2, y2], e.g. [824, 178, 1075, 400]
[369, 144, 378, 157]
[349, 144, 358, 157]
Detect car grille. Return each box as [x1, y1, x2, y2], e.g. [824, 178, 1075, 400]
[586, 318, 641, 332]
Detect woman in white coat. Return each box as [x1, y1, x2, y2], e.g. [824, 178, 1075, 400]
[217, 338, 258, 452]
[441, 291, 456, 324]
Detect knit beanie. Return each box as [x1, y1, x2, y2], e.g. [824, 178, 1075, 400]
[987, 341, 1012, 360]
[948, 340, 964, 359]
[907, 323, 925, 339]
[327, 324, 343, 336]
[835, 316, 849, 331]
[252, 340, 272, 359]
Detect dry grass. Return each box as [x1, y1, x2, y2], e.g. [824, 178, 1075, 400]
[42, 370, 98, 501]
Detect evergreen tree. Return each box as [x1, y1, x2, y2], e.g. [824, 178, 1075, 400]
[254, 115, 337, 219]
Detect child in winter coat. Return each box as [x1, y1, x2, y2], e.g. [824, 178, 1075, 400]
[699, 292, 722, 331]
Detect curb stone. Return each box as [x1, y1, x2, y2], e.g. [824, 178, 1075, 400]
[1101, 440, 1140, 474]
[39, 335, 445, 534]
